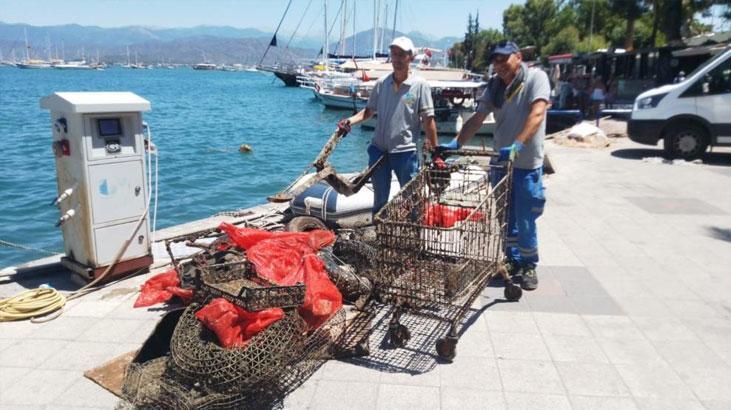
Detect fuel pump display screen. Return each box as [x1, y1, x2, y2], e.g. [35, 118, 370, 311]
[97, 118, 122, 137]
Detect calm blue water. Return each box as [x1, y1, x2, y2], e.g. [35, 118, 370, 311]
[0, 66, 377, 266]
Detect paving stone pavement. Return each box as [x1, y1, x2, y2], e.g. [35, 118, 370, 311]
[1, 137, 730, 409]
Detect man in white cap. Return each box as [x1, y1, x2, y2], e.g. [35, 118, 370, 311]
[337, 36, 437, 214]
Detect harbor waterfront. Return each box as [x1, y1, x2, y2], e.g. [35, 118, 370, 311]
[0, 66, 386, 266]
[1, 134, 730, 408]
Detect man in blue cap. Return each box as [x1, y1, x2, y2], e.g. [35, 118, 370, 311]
[437, 40, 550, 290]
[337, 36, 437, 215]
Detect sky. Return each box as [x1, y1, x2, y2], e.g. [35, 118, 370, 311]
[0, 0, 519, 39]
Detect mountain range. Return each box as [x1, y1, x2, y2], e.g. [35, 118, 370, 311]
[0, 22, 459, 64]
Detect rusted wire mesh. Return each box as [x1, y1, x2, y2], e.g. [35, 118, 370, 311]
[193, 256, 305, 311]
[318, 247, 372, 304]
[372, 162, 511, 306]
[122, 357, 251, 410]
[122, 307, 352, 409]
[168, 303, 308, 395]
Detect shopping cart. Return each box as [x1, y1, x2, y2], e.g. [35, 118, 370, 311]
[369, 149, 521, 361]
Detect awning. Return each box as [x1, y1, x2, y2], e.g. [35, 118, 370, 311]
[672, 44, 730, 57]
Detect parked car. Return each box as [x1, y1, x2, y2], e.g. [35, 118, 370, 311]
[628, 46, 731, 159]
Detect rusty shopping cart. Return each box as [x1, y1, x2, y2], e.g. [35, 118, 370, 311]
[369, 149, 521, 361]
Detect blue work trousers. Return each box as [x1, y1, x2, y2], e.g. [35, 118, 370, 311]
[492, 166, 545, 266]
[367, 144, 418, 215]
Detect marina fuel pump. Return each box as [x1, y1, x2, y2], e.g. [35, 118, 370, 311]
[41, 92, 156, 282]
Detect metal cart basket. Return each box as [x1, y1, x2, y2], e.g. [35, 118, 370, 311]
[370, 151, 521, 361]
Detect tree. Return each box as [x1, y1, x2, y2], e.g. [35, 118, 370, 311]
[609, 0, 649, 51]
[663, 0, 684, 45]
[503, 0, 558, 54]
[462, 13, 480, 69]
[503, 4, 530, 45]
[543, 26, 580, 56]
[473, 28, 505, 71]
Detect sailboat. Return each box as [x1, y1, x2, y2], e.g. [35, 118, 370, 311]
[17, 28, 51, 69]
[257, 0, 312, 86]
[54, 47, 93, 70]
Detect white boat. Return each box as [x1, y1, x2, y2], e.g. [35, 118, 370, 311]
[54, 60, 93, 70]
[314, 89, 368, 110]
[17, 60, 52, 69]
[193, 63, 217, 70]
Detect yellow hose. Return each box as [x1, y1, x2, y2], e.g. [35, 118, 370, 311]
[0, 207, 150, 323]
[0, 287, 67, 322]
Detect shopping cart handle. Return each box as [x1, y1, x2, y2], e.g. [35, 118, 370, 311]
[437, 148, 499, 158]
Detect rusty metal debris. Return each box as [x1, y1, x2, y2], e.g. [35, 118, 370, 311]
[124, 224, 374, 409]
[268, 129, 386, 202]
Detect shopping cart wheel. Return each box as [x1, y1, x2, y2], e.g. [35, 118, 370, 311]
[436, 336, 458, 362]
[504, 283, 522, 301]
[389, 324, 411, 348]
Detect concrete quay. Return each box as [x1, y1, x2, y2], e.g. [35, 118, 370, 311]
[1, 133, 730, 409]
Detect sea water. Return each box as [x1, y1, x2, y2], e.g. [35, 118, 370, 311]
[0, 66, 387, 266]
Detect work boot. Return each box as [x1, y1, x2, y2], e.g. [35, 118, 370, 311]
[505, 260, 522, 282]
[521, 264, 538, 291]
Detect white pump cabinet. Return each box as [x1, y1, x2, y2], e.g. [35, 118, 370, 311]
[40, 92, 153, 280]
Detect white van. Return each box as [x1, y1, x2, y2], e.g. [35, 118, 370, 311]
[628, 46, 731, 159]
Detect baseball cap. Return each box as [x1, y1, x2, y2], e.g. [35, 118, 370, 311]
[488, 40, 520, 62]
[389, 36, 415, 54]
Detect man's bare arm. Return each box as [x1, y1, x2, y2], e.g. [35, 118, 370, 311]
[346, 107, 375, 126]
[514, 100, 549, 144]
[422, 115, 438, 150]
[455, 111, 489, 147]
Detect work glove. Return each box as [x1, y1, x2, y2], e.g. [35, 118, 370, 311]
[433, 139, 461, 157]
[498, 141, 524, 162]
[337, 119, 352, 135]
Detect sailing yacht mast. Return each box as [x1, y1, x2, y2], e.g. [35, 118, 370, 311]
[24, 28, 31, 61]
[324, 0, 329, 70]
[381, 1, 388, 54]
[391, 0, 399, 44]
[339, 0, 347, 56]
[372, 0, 378, 59]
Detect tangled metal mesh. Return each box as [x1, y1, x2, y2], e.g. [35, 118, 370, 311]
[122, 357, 250, 410]
[168, 303, 308, 395]
[318, 247, 372, 305]
[122, 307, 351, 409]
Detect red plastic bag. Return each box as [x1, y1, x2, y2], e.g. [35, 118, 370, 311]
[424, 203, 484, 228]
[247, 237, 310, 285]
[194, 298, 284, 348]
[134, 269, 193, 308]
[218, 222, 336, 285]
[167, 287, 195, 305]
[298, 254, 342, 330]
[217, 223, 342, 330]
